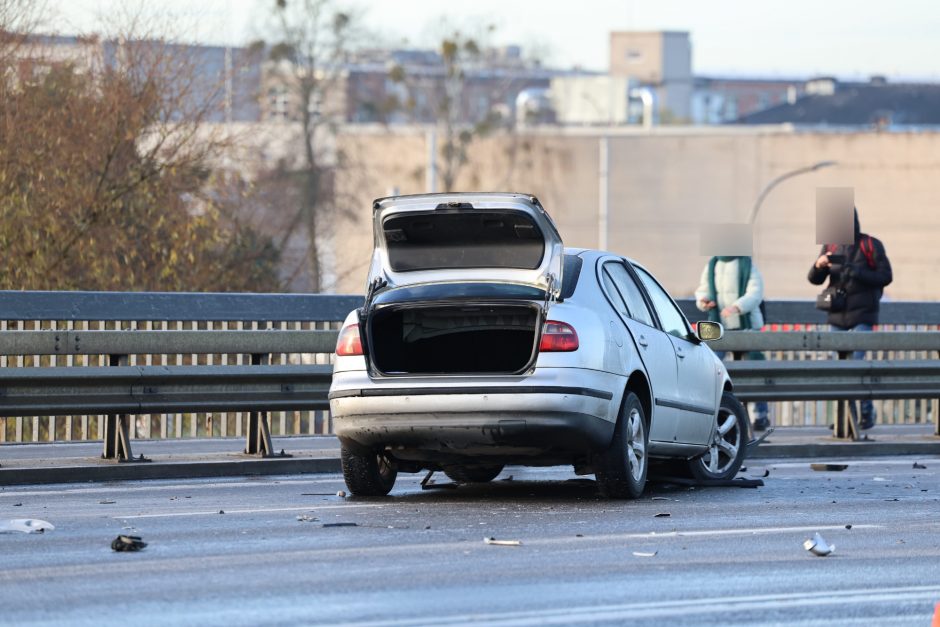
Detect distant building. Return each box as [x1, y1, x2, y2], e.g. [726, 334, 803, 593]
[691, 76, 805, 124]
[11, 34, 263, 123]
[609, 31, 693, 121]
[733, 77, 940, 127]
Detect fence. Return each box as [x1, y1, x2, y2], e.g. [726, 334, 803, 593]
[1, 292, 938, 449]
[0, 292, 360, 445]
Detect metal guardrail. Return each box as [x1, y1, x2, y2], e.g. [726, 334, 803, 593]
[0, 330, 338, 356]
[712, 331, 940, 353]
[1, 292, 938, 466]
[677, 299, 940, 326]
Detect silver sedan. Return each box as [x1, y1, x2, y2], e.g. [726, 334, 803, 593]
[329, 192, 748, 498]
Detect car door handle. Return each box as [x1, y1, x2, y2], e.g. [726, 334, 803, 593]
[637, 335, 648, 347]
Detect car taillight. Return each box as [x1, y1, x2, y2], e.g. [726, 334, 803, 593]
[539, 320, 579, 352]
[335, 324, 363, 356]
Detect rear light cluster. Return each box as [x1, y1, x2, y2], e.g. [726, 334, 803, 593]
[539, 320, 579, 352]
[335, 324, 363, 356]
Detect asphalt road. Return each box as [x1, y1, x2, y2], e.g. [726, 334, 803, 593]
[2, 456, 939, 626]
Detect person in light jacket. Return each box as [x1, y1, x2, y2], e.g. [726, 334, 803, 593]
[695, 256, 770, 432]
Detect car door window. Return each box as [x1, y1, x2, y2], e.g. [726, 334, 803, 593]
[603, 262, 655, 327]
[600, 267, 630, 314]
[633, 266, 692, 340]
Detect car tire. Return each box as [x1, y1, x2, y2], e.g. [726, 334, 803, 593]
[341, 447, 397, 496]
[443, 465, 505, 484]
[688, 391, 748, 482]
[595, 392, 648, 499]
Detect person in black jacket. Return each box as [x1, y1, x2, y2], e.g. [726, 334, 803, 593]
[808, 208, 892, 429]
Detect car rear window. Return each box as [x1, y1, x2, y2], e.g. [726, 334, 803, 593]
[560, 254, 582, 300]
[383, 210, 545, 271]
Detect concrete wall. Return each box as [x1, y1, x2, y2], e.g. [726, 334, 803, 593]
[331, 127, 940, 303]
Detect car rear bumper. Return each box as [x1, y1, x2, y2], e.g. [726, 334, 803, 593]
[329, 369, 623, 457]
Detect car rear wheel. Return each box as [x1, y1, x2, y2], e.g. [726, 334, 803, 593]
[595, 392, 648, 499]
[341, 447, 398, 496]
[688, 392, 748, 481]
[443, 465, 505, 484]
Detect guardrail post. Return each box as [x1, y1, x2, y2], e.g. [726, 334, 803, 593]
[936, 350, 940, 438]
[102, 354, 150, 463]
[244, 353, 291, 458]
[832, 351, 860, 441]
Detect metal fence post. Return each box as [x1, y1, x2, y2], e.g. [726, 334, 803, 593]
[101, 354, 150, 463]
[832, 351, 860, 441]
[244, 353, 291, 458]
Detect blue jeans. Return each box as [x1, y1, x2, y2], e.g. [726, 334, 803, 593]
[831, 323, 875, 424]
[713, 350, 769, 420]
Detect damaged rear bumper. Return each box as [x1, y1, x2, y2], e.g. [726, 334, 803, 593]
[329, 370, 622, 458]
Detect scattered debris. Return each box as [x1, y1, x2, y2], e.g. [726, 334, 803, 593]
[739, 466, 747, 473]
[656, 476, 763, 488]
[873, 477, 889, 482]
[759, 469, 770, 478]
[420, 470, 458, 490]
[0, 519, 54, 534]
[99, 500, 115, 505]
[424, 525, 431, 530]
[500, 475, 514, 482]
[913, 462, 927, 469]
[336, 491, 347, 498]
[803, 532, 835, 557]
[811, 464, 848, 472]
[12, 503, 22, 507]
[632, 551, 657, 557]
[651, 497, 675, 502]
[576, 534, 584, 538]
[845, 524, 853, 530]
[484, 537, 522, 547]
[218, 510, 225, 514]
[111, 535, 147, 552]
[322, 522, 357, 528]
[884, 498, 900, 502]
[654, 512, 671, 518]
[296, 514, 318, 522]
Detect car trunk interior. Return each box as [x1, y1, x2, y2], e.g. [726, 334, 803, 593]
[369, 304, 540, 375]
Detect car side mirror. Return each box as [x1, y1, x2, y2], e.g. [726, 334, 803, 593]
[695, 320, 724, 342]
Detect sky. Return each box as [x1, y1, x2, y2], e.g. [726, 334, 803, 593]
[51, 0, 940, 80]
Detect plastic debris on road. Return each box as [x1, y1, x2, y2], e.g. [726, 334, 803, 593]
[296, 514, 318, 522]
[0, 519, 55, 534]
[913, 462, 927, 469]
[654, 512, 671, 518]
[484, 537, 521, 546]
[632, 551, 657, 557]
[111, 535, 147, 552]
[803, 532, 835, 556]
[811, 464, 848, 472]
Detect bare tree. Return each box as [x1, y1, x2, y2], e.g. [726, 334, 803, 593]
[388, 27, 516, 192]
[0, 9, 281, 291]
[257, 0, 359, 293]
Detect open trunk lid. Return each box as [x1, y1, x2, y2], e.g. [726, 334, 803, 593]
[366, 193, 564, 305]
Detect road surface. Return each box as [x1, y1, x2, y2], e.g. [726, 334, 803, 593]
[2, 456, 939, 626]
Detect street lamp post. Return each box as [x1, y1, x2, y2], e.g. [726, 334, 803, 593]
[749, 160, 837, 224]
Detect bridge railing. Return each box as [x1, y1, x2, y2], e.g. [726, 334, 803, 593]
[0, 291, 360, 447]
[1, 293, 938, 455]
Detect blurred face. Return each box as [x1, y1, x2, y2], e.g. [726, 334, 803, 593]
[816, 187, 855, 245]
[700, 223, 753, 256]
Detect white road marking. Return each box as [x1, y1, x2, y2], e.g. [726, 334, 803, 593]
[335, 584, 940, 627]
[114, 503, 385, 519]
